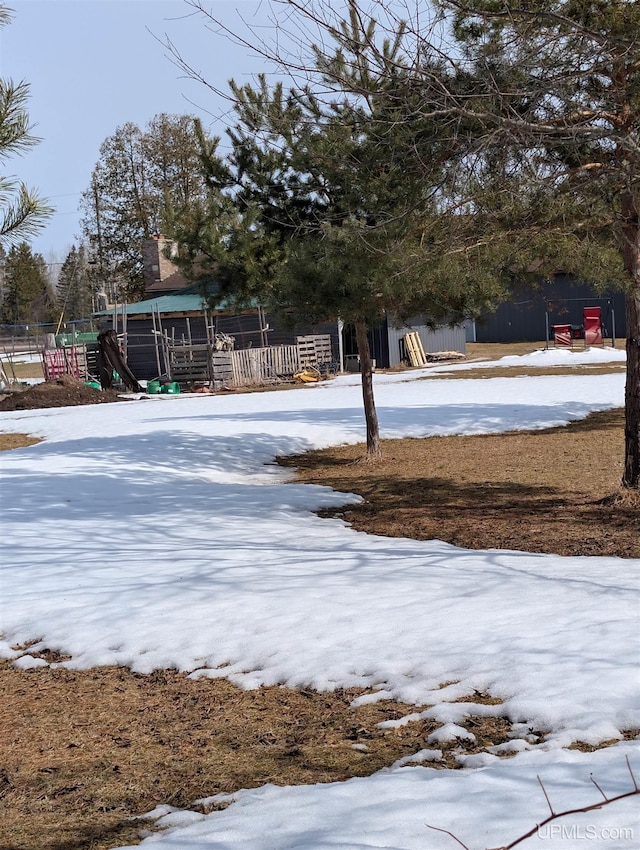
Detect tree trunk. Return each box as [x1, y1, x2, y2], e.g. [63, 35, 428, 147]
[355, 317, 381, 459]
[621, 196, 640, 488]
[622, 283, 640, 488]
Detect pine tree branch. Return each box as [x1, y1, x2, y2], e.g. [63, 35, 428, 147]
[442, 0, 618, 49]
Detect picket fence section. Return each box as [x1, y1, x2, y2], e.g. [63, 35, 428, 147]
[226, 344, 301, 387]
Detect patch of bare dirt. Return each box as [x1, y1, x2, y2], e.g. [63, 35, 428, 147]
[279, 409, 639, 559]
[0, 376, 129, 412]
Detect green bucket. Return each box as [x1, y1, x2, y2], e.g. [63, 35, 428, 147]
[161, 381, 181, 394]
[146, 380, 162, 394]
[84, 380, 101, 391]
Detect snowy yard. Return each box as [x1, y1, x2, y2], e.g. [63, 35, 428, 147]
[1, 347, 638, 850]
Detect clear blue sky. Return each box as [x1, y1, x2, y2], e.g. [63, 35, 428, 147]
[1, 0, 273, 262]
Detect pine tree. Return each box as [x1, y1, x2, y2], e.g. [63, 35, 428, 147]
[189, 0, 640, 482]
[186, 54, 505, 456]
[0, 5, 52, 247]
[56, 245, 94, 323]
[437, 0, 640, 486]
[0, 242, 54, 326]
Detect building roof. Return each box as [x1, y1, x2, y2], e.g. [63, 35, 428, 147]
[144, 269, 191, 294]
[98, 292, 207, 317]
[95, 283, 254, 318]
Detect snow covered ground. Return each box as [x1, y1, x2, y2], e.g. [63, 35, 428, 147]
[427, 344, 626, 372]
[1, 348, 638, 850]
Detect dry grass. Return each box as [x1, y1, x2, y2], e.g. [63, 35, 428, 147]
[0, 665, 513, 850]
[280, 408, 639, 559]
[466, 340, 625, 359]
[0, 358, 44, 381]
[0, 433, 41, 451]
[422, 363, 625, 379]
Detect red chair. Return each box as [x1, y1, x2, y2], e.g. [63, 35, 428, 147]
[553, 324, 572, 347]
[583, 307, 603, 346]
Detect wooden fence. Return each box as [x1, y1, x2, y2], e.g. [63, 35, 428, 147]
[162, 334, 334, 388]
[211, 336, 334, 387]
[213, 344, 300, 387]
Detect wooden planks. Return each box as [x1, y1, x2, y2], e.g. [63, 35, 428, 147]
[211, 352, 235, 386]
[296, 335, 333, 367]
[403, 332, 427, 367]
[168, 343, 211, 383]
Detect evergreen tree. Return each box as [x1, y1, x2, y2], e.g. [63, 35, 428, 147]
[0, 242, 54, 325]
[0, 5, 52, 247]
[56, 245, 94, 323]
[0, 243, 6, 310]
[436, 0, 640, 486]
[185, 51, 505, 457]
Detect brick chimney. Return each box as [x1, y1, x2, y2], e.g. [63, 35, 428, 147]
[142, 234, 188, 294]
